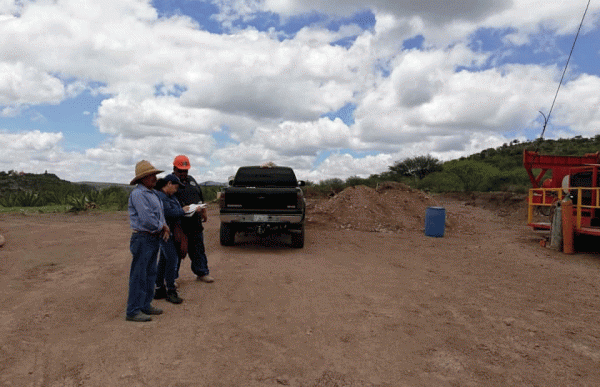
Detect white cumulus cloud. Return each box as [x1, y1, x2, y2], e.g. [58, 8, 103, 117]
[0, 0, 598, 183]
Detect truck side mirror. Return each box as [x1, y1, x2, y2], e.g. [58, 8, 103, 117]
[297, 180, 305, 187]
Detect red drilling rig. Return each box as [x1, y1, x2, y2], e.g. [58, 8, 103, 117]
[523, 150, 600, 252]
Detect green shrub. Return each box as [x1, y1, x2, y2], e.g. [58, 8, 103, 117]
[0, 193, 18, 207]
[417, 171, 464, 193]
[0, 191, 47, 207]
[43, 191, 70, 205]
[21, 191, 45, 206]
[67, 194, 88, 212]
[345, 175, 380, 188]
[389, 155, 442, 180]
[200, 186, 222, 203]
[444, 160, 502, 192]
[102, 187, 129, 210]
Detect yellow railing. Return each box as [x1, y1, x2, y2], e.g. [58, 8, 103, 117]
[569, 187, 600, 229]
[528, 187, 600, 230]
[527, 188, 564, 225]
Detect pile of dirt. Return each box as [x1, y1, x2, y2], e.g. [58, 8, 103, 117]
[305, 183, 532, 234]
[440, 191, 529, 222]
[306, 182, 443, 233]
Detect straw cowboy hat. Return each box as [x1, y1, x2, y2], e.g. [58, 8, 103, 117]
[130, 160, 163, 185]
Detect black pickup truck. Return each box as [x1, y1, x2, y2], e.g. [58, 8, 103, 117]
[218, 165, 306, 248]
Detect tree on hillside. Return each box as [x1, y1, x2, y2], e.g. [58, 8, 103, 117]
[389, 155, 442, 180]
[417, 171, 464, 192]
[444, 160, 501, 192]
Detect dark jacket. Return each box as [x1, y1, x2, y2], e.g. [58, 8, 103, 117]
[155, 190, 185, 231]
[174, 174, 205, 231]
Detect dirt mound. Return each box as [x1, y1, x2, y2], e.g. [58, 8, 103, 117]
[440, 191, 529, 222]
[306, 182, 442, 233]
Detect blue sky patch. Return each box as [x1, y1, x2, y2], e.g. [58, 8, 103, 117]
[322, 103, 356, 126]
[212, 126, 239, 148]
[12, 91, 109, 151]
[152, 0, 223, 33]
[326, 10, 375, 32]
[469, 27, 514, 52]
[230, 9, 375, 38]
[153, 1, 376, 42]
[467, 26, 600, 77]
[374, 58, 392, 78]
[403, 35, 424, 50]
[154, 83, 188, 97]
[330, 35, 358, 48]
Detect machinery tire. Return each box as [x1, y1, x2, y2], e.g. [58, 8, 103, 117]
[220, 223, 235, 246]
[291, 224, 305, 248]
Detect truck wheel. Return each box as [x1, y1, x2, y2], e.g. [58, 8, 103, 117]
[291, 224, 304, 248]
[220, 223, 235, 246]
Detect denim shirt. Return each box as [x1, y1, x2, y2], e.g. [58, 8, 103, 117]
[128, 185, 166, 233]
[155, 190, 185, 230]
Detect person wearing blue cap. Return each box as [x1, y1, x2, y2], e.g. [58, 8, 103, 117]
[153, 174, 202, 304]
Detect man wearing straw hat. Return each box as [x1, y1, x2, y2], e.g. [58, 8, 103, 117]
[126, 160, 170, 322]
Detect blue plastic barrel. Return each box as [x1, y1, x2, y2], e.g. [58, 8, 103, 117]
[425, 207, 446, 237]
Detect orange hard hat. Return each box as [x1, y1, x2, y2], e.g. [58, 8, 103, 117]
[173, 155, 191, 170]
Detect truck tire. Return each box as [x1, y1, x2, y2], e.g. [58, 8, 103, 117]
[291, 224, 304, 248]
[220, 223, 235, 246]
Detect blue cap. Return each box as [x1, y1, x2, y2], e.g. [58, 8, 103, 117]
[163, 174, 184, 186]
[156, 174, 184, 190]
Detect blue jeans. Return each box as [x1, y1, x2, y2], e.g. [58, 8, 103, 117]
[156, 237, 178, 290]
[126, 232, 159, 316]
[182, 229, 209, 277]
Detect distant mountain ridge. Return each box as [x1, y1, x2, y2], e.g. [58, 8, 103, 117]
[0, 171, 75, 195]
[199, 181, 227, 187]
[0, 171, 226, 196]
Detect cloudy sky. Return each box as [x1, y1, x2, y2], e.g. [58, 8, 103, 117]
[0, 0, 599, 184]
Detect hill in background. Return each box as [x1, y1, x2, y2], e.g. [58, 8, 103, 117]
[76, 181, 131, 190]
[0, 171, 92, 195]
[2, 135, 599, 197]
[0, 171, 225, 195]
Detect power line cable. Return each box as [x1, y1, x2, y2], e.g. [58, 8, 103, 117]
[535, 0, 591, 151]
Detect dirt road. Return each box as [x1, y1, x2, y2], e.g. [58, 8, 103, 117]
[1, 189, 600, 386]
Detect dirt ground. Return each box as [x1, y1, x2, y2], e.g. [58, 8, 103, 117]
[1, 185, 600, 386]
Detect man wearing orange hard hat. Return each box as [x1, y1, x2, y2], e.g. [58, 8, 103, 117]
[172, 155, 214, 283]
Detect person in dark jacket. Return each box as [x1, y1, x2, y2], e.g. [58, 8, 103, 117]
[171, 155, 214, 283]
[153, 174, 202, 303]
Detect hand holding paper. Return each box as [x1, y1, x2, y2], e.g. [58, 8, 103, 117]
[185, 203, 207, 217]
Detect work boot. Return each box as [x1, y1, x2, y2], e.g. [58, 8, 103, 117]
[166, 289, 183, 304]
[126, 311, 152, 322]
[141, 305, 163, 315]
[197, 274, 214, 283]
[154, 286, 167, 300]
